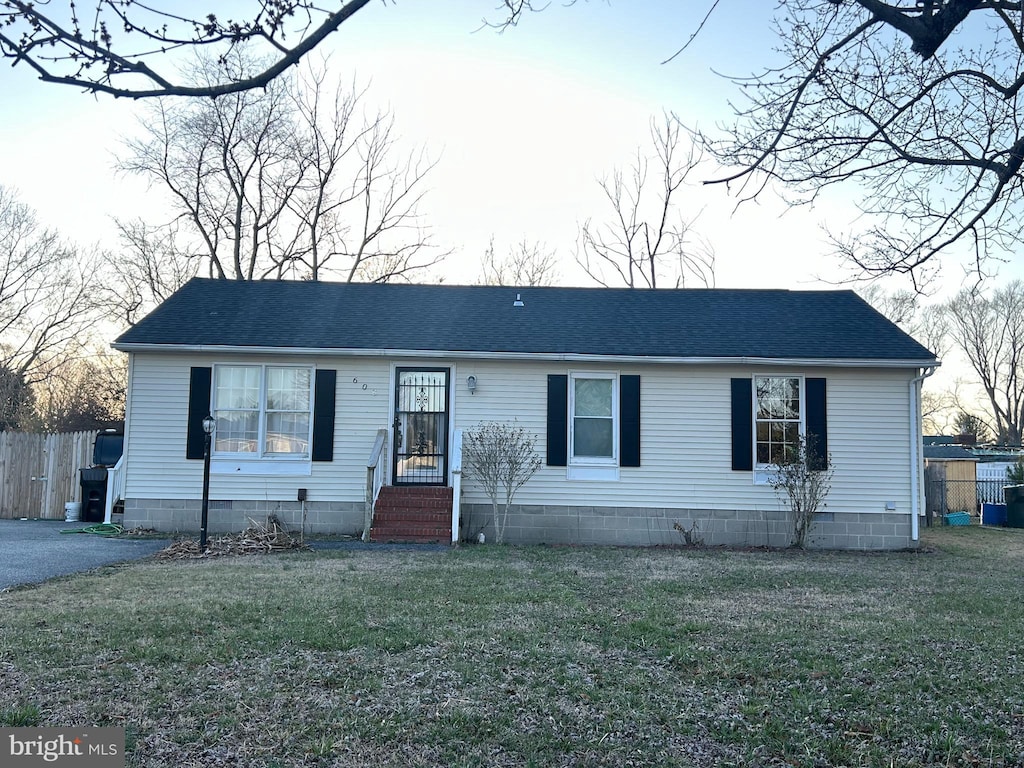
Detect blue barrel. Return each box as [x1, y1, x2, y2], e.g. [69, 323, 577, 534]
[981, 503, 1007, 526]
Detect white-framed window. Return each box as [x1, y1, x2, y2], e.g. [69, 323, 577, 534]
[213, 365, 312, 457]
[754, 375, 803, 467]
[569, 372, 618, 465]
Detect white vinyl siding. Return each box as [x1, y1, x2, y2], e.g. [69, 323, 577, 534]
[454, 361, 916, 516]
[123, 353, 917, 520]
[123, 353, 390, 504]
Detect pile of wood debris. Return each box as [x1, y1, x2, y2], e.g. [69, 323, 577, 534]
[155, 516, 310, 560]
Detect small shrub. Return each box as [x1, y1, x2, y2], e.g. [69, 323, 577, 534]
[463, 421, 542, 544]
[768, 433, 834, 548]
[673, 520, 703, 546]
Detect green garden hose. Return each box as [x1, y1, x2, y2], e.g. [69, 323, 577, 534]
[59, 523, 124, 536]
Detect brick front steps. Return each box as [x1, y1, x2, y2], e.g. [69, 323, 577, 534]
[370, 486, 453, 543]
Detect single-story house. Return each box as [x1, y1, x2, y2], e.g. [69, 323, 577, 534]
[110, 279, 938, 549]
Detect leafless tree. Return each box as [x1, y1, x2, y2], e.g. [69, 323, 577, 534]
[577, 114, 714, 290]
[921, 388, 956, 436]
[27, 348, 127, 433]
[689, 1, 1024, 287]
[946, 281, 1024, 445]
[478, 237, 559, 287]
[856, 285, 919, 327]
[0, 186, 103, 388]
[856, 284, 949, 359]
[107, 220, 201, 327]
[0, 364, 34, 430]
[117, 54, 443, 286]
[481, 1, 581, 30]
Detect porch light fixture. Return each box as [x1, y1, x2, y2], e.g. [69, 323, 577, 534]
[199, 414, 215, 551]
[467, 375, 477, 394]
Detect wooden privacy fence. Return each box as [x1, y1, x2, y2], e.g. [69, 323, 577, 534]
[0, 431, 94, 520]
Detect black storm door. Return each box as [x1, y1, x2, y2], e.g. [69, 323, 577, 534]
[393, 368, 449, 485]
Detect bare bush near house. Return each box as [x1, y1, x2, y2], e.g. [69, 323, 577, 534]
[463, 421, 542, 544]
[769, 434, 834, 549]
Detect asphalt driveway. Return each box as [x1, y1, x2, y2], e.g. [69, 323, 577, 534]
[0, 518, 169, 590]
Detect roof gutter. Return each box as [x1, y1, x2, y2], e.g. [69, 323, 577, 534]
[111, 342, 938, 369]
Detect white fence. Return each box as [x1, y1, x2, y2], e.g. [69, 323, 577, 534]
[978, 462, 1014, 483]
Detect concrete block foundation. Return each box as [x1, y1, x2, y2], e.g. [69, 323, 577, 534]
[458, 504, 916, 550]
[124, 498, 916, 550]
[122, 498, 364, 538]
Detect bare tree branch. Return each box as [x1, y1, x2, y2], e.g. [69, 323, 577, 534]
[0, 1, 376, 99]
[691, 0, 1024, 282]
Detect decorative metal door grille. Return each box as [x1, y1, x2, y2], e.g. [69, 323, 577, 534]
[393, 369, 449, 485]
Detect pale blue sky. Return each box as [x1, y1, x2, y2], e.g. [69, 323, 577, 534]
[0, 1, 944, 292]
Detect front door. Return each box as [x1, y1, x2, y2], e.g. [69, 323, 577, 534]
[393, 368, 450, 485]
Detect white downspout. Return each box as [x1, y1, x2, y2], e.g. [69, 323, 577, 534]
[450, 429, 463, 545]
[909, 366, 937, 542]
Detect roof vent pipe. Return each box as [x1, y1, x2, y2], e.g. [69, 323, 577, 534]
[513, 293, 524, 307]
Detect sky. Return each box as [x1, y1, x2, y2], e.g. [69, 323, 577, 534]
[10, 0, 1014, 424]
[0, 0, 898, 294]
[1, 0, 1018, 395]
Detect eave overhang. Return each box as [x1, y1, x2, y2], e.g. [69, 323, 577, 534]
[111, 342, 939, 370]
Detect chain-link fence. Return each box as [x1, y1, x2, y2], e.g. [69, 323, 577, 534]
[925, 478, 1006, 519]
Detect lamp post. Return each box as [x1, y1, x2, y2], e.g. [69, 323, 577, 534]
[199, 414, 215, 551]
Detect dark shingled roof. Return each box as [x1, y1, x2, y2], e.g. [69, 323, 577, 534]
[924, 446, 978, 460]
[114, 279, 937, 363]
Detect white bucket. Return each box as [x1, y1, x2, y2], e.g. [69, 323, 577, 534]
[64, 501, 81, 523]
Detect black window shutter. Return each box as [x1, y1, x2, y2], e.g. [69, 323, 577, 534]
[186, 367, 212, 460]
[311, 369, 336, 462]
[805, 377, 828, 470]
[620, 375, 641, 467]
[546, 374, 568, 466]
[730, 378, 753, 471]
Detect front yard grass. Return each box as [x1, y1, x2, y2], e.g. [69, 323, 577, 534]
[1, 526, 1023, 767]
